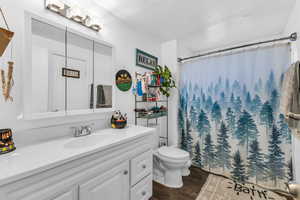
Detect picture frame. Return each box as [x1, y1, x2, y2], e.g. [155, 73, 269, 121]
[62, 67, 80, 79]
[136, 48, 158, 71]
[115, 69, 132, 92]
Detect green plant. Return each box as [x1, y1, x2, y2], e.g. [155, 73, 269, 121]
[154, 65, 176, 97]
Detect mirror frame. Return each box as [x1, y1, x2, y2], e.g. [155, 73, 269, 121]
[23, 12, 115, 120]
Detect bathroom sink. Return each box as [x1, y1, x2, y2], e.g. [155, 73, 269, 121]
[64, 133, 120, 149]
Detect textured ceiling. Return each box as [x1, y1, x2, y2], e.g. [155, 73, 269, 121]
[92, 0, 296, 52]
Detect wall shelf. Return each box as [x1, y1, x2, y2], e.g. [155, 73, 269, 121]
[134, 73, 168, 146]
[136, 100, 168, 103]
[136, 112, 167, 119]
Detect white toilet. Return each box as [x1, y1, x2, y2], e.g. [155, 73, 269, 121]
[151, 126, 191, 188]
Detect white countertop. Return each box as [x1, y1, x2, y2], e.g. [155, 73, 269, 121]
[0, 125, 154, 186]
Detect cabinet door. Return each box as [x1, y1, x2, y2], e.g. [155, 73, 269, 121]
[93, 42, 113, 110]
[30, 18, 66, 115]
[66, 31, 94, 112]
[80, 161, 130, 200]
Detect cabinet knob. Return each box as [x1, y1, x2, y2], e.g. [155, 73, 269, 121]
[142, 164, 146, 169]
[142, 191, 146, 196]
[123, 170, 128, 175]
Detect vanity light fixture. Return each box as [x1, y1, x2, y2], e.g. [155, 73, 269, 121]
[46, 0, 69, 16]
[45, 0, 101, 32]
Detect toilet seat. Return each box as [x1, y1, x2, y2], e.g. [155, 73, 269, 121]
[158, 146, 189, 161]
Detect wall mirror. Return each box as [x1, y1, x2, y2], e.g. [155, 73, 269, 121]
[66, 31, 94, 113]
[24, 12, 114, 120]
[31, 18, 66, 115]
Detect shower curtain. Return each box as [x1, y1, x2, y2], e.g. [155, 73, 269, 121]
[179, 44, 293, 190]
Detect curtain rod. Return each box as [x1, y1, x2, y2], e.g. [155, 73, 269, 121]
[178, 32, 297, 63]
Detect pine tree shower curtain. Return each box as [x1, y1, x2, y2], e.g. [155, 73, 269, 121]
[179, 44, 293, 190]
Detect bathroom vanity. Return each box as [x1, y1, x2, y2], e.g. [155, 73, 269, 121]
[0, 126, 154, 200]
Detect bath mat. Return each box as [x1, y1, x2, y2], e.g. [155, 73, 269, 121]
[197, 174, 293, 200]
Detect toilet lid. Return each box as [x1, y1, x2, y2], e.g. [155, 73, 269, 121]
[158, 146, 189, 160]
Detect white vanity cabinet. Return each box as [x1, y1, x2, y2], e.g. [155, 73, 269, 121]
[0, 127, 154, 200]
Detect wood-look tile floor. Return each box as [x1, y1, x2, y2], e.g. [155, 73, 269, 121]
[150, 166, 209, 200]
[150, 166, 293, 200]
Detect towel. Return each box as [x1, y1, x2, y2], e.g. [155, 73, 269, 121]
[280, 61, 300, 130]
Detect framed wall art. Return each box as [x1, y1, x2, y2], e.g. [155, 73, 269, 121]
[62, 68, 80, 79]
[115, 69, 132, 92]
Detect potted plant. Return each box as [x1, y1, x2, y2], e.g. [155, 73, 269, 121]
[154, 65, 176, 97]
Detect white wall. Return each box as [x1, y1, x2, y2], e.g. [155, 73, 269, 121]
[0, 0, 161, 146]
[160, 40, 179, 146]
[284, 1, 300, 183]
[159, 40, 195, 147]
[285, 1, 300, 60]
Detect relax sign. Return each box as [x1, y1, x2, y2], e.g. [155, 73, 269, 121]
[136, 49, 158, 70]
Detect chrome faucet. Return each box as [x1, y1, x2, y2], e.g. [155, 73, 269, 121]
[72, 124, 93, 137]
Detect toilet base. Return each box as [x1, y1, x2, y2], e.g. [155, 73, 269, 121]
[153, 172, 183, 188]
[153, 156, 191, 188]
[164, 169, 184, 188]
[182, 160, 192, 176]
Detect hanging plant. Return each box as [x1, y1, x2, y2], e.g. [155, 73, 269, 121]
[154, 65, 176, 97]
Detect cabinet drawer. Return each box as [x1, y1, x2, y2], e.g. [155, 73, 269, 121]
[130, 175, 152, 200]
[130, 150, 152, 186]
